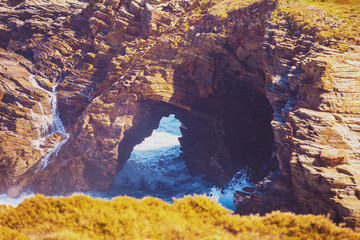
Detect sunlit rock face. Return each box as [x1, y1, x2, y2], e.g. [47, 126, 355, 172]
[235, 18, 360, 230]
[0, 50, 68, 197]
[15, 0, 275, 195]
[0, 0, 359, 230]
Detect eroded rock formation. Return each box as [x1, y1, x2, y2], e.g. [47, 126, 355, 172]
[236, 19, 360, 229]
[0, 0, 359, 230]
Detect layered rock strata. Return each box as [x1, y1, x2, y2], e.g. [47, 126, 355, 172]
[0, 0, 359, 230]
[235, 19, 360, 229]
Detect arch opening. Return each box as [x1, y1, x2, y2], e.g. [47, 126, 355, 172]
[176, 81, 276, 185]
[111, 113, 254, 210]
[111, 114, 213, 201]
[110, 76, 276, 209]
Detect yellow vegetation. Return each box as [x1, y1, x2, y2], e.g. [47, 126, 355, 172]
[0, 194, 359, 239]
[208, 0, 359, 46]
[273, 0, 360, 46]
[209, 0, 262, 18]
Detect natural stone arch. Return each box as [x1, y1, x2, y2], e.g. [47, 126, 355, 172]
[113, 80, 275, 187]
[33, 0, 276, 194]
[1, 0, 358, 230]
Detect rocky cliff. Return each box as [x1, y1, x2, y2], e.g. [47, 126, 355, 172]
[0, 0, 359, 230]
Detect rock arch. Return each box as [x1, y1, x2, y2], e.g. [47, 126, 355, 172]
[31, 0, 276, 194]
[1, 0, 359, 230]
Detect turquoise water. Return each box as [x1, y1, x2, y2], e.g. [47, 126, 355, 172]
[108, 114, 252, 210]
[0, 115, 253, 210]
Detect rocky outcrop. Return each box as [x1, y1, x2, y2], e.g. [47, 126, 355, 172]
[0, 0, 88, 196]
[28, 0, 276, 194]
[235, 18, 360, 230]
[0, 49, 66, 196]
[0, 0, 359, 230]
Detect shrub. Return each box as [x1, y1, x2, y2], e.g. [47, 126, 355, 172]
[0, 194, 359, 239]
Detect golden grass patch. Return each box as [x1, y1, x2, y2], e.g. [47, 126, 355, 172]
[208, 0, 262, 18]
[273, 0, 360, 46]
[0, 194, 359, 239]
[206, 0, 359, 46]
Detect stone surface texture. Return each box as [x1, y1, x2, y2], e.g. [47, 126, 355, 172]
[235, 18, 360, 230]
[0, 0, 359, 230]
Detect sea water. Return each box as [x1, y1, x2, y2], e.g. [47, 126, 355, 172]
[91, 114, 253, 210]
[0, 115, 253, 210]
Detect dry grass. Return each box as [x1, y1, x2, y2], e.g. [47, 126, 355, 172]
[272, 0, 360, 46]
[0, 194, 359, 239]
[208, 0, 262, 18]
[207, 0, 359, 46]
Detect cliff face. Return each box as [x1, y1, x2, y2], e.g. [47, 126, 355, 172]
[235, 16, 360, 229]
[0, 0, 359, 229]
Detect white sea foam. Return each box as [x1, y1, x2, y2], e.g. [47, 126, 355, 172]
[209, 170, 253, 210]
[132, 114, 181, 151]
[111, 115, 253, 210]
[29, 75, 70, 171]
[0, 192, 108, 207]
[30, 102, 53, 137]
[0, 193, 35, 207]
[4, 115, 253, 211]
[36, 133, 70, 171]
[133, 131, 180, 151]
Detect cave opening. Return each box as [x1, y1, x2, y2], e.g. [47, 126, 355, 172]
[111, 72, 276, 209]
[111, 113, 257, 210]
[174, 81, 276, 185]
[111, 114, 214, 202]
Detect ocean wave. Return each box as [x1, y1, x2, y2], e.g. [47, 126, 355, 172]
[0, 192, 35, 206]
[133, 131, 180, 151]
[0, 115, 253, 211]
